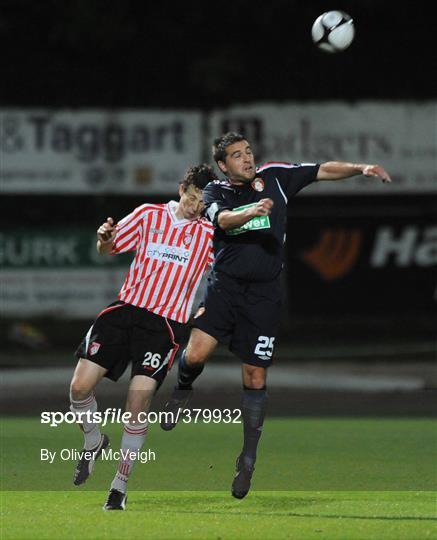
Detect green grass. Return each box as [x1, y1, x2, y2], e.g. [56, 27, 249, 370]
[2, 491, 436, 540]
[1, 417, 436, 539]
[1, 417, 436, 491]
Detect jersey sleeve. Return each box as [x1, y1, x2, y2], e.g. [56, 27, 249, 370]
[111, 205, 147, 254]
[258, 162, 320, 198]
[202, 182, 232, 226]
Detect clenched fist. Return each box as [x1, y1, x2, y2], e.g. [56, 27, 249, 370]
[250, 198, 274, 217]
[97, 217, 116, 244]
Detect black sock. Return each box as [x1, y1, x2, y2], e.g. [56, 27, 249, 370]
[241, 385, 268, 463]
[177, 349, 204, 390]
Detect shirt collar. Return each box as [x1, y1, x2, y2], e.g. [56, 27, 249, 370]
[167, 200, 196, 225]
[225, 177, 252, 192]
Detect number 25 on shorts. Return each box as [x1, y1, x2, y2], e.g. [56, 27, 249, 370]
[254, 336, 275, 359]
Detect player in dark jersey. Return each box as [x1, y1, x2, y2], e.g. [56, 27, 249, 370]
[161, 132, 392, 498]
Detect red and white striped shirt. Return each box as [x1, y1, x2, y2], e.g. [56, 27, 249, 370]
[112, 201, 214, 323]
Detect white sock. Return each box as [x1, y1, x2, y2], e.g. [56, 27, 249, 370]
[111, 422, 148, 494]
[70, 393, 102, 450]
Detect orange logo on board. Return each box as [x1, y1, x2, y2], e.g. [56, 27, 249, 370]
[302, 229, 362, 280]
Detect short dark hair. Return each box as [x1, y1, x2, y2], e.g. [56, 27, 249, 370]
[212, 132, 246, 164]
[181, 163, 218, 191]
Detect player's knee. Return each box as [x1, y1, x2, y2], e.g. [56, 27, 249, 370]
[70, 378, 93, 401]
[248, 376, 265, 389]
[243, 365, 266, 389]
[185, 348, 206, 367]
[185, 329, 216, 367]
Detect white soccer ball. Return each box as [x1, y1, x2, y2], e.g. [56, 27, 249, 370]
[311, 10, 355, 53]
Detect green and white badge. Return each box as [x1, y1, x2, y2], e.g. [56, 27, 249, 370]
[226, 203, 271, 236]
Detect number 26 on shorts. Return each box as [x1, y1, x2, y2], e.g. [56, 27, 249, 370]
[142, 352, 162, 368]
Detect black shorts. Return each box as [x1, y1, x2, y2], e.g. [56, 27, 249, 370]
[75, 301, 185, 387]
[192, 271, 281, 367]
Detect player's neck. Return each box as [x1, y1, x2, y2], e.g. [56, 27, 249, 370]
[174, 203, 184, 220]
[228, 176, 251, 187]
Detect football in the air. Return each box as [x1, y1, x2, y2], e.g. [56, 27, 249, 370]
[311, 10, 355, 53]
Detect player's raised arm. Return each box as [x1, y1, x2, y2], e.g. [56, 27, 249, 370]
[217, 198, 274, 231]
[96, 217, 116, 255]
[317, 161, 392, 183]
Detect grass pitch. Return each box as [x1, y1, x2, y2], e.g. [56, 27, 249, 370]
[1, 417, 436, 539]
[2, 491, 436, 540]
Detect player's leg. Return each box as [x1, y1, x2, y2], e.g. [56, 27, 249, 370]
[105, 306, 182, 509]
[241, 364, 268, 465]
[70, 357, 108, 448]
[69, 358, 110, 485]
[241, 363, 268, 463]
[179, 328, 218, 388]
[161, 271, 235, 431]
[104, 375, 156, 511]
[230, 280, 279, 499]
[71, 301, 130, 485]
[160, 328, 218, 430]
[180, 270, 235, 389]
[231, 364, 268, 498]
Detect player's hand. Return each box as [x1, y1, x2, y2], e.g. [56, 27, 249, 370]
[97, 217, 116, 243]
[187, 305, 205, 326]
[251, 198, 274, 217]
[362, 164, 392, 183]
[193, 306, 205, 319]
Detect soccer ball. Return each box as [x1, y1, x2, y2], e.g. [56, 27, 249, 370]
[311, 11, 355, 53]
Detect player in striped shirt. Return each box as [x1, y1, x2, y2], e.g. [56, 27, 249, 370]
[69, 164, 215, 510]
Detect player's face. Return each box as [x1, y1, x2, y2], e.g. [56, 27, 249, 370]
[218, 140, 256, 184]
[178, 184, 205, 220]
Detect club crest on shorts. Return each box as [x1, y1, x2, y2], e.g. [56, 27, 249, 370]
[89, 341, 101, 356]
[251, 178, 265, 192]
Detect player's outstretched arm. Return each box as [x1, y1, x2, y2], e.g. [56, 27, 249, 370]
[217, 198, 274, 231]
[96, 217, 116, 255]
[317, 161, 392, 183]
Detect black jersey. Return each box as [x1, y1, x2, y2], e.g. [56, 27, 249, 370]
[203, 161, 320, 282]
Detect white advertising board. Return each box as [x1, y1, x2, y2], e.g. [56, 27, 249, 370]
[210, 102, 437, 194]
[0, 109, 202, 194]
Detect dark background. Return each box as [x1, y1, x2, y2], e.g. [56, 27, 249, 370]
[1, 0, 436, 351]
[1, 0, 435, 108]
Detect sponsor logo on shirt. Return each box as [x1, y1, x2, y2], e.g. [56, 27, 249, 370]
[146, 242, 190, 266]
[226, 203, 271, 236]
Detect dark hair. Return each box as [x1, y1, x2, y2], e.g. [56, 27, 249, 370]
[212, 132, 246, 164]
[181, 163, 218, 191]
